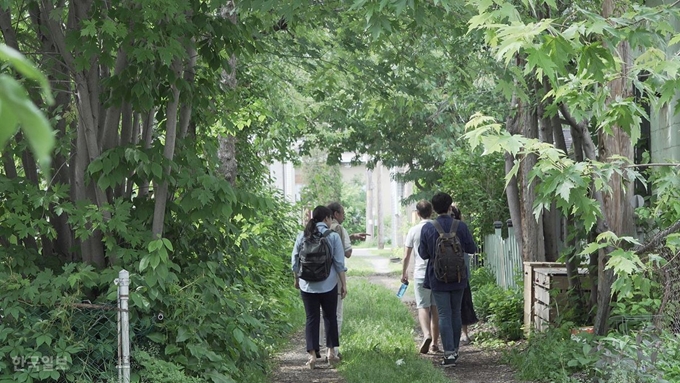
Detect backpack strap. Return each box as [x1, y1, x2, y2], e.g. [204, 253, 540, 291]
[450, 219, 460, 235]
[433, 219, 459, 236]
[431, 220, 445, 235]
[321, 229, 333, 238]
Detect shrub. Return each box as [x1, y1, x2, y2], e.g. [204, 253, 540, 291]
[470, 267, 523, 340]
[504, 325, 599, 382]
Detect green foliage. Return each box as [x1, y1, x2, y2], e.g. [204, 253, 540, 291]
[463, 1, 680, 336]
[440, 146, 509, 238]
[0, 137, 303, 382]
[470, 267, 523, 340]
[503, 325, 600, 382]
[299, 149, 343, 209]
[340, 175, 367, 238]
[133, 349, 206, 383]
[0, 44, 54, 173]
[594, 329, 671, 383]
[506, 323, 680, 383]
[243, 0, 507, 194]
[298, 154, 367, 236]
[0, 260, 118, 383]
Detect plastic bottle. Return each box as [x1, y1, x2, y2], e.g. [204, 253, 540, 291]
[396, 281, 409, 298]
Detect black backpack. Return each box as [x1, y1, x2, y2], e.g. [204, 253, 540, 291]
[432, 220, 466, 283]
[296, 230, 333, 282]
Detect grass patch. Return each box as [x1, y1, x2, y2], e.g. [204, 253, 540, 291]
[346, 249, 403, 277]
[346, 255, 376, 276]
[338, 278, 448, 383]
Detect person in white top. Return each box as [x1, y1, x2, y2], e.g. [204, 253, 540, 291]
[401, 200, 440, 354]
[320, 202, 352, 360]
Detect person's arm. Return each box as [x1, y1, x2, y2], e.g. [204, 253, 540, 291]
[349, 233, 369, 241]
[402, 226, 415, 283]
[338, 271, 347, 299]
[419, 224, 432, 260]
[401, 247, 413, 284]
[291, 234, 302, 289]
[339, 225, 352, 258]
[460, 222, 478, 254]
[330, 232, 348, 298]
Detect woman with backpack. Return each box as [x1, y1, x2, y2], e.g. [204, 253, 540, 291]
[292, 205, 348, 369]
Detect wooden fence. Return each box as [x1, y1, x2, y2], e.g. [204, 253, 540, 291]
[482, 220, 522, 289]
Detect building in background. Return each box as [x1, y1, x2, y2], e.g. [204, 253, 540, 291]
[269, 153, 413, 248]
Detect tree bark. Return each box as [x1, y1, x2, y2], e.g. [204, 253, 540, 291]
[139, 109, 156, 197]
[151, 61, 182, 239]
[517, 90, 544, 262]
[593, 0, 636, 335]
[505, 98, 523, 252]
[539, 81, 559, 262]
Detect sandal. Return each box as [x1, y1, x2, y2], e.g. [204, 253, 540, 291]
[327, 354, 340, 367]
[306, 354, 316, 370]
[430, 344, 441, 354]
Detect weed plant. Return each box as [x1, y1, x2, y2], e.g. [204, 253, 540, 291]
[503, 324, 597, 382]
[470, 267, 523, 340]
[339, 278, 448, 383]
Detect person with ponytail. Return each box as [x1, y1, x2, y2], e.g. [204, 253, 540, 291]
[292, 205, 348, 369]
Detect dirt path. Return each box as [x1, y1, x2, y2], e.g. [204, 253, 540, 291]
[270, 249, 522, 383]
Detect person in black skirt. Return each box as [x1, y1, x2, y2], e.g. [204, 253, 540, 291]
[451, 204, 478, 344]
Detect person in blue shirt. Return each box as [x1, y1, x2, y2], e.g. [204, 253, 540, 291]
[292, 206, 347, 369]
[419, 192, 477, 367]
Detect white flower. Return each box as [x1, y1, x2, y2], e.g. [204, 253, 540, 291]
[395, 358, 405, 366]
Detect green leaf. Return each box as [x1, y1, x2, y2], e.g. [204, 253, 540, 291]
[36, 334, 52, 347]
[130, 292, 150, 309]
[145, 332, 166, 343]
[0, 44, 53, 104]
[148, 239, 162, 252]
[165, 344, 181, 355]
[176, 327, 190, 342]
[0, 75, 55, 172]
[139, 255, 150, 272]
[555, 180, 574, 202]
[150, 253, 161, 269]
[0, 102, 19, 149]
[162, 238, 173, 251]
[206, 371, 236, 383]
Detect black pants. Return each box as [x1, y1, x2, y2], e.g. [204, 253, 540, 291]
[301, 285, 339, 353]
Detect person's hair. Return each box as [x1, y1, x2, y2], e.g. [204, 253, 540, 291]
[327, 201, 343, 215]
[431, 192, 453, 214]
[416, 200, 433, 219]
[304, 205, 332, 238]
[451, 204, 461, 220]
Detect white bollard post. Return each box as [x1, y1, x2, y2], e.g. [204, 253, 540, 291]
[116, 269, 131, 383]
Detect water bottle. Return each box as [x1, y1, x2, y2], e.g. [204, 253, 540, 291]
[396, 281, 409, 298]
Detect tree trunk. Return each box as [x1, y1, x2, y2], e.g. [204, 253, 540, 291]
[539, 82, 559, 262]
[593, 0, 636, 335]
[518, 96, 545, 262]
[151, 61, 182, 239]
[505, 97, 523, 253]
[139, 109, 156, 197]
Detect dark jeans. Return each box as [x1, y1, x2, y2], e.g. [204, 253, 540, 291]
[301, 285, 339, 353]
[432, 289, 464, 355]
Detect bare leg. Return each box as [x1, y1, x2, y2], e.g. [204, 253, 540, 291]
[431, 306, 440, 348]
[461, 325, 470, 343]
[417, 307, 432, 338]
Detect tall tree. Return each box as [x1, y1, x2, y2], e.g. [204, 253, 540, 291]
[465, 0, 680, 333]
